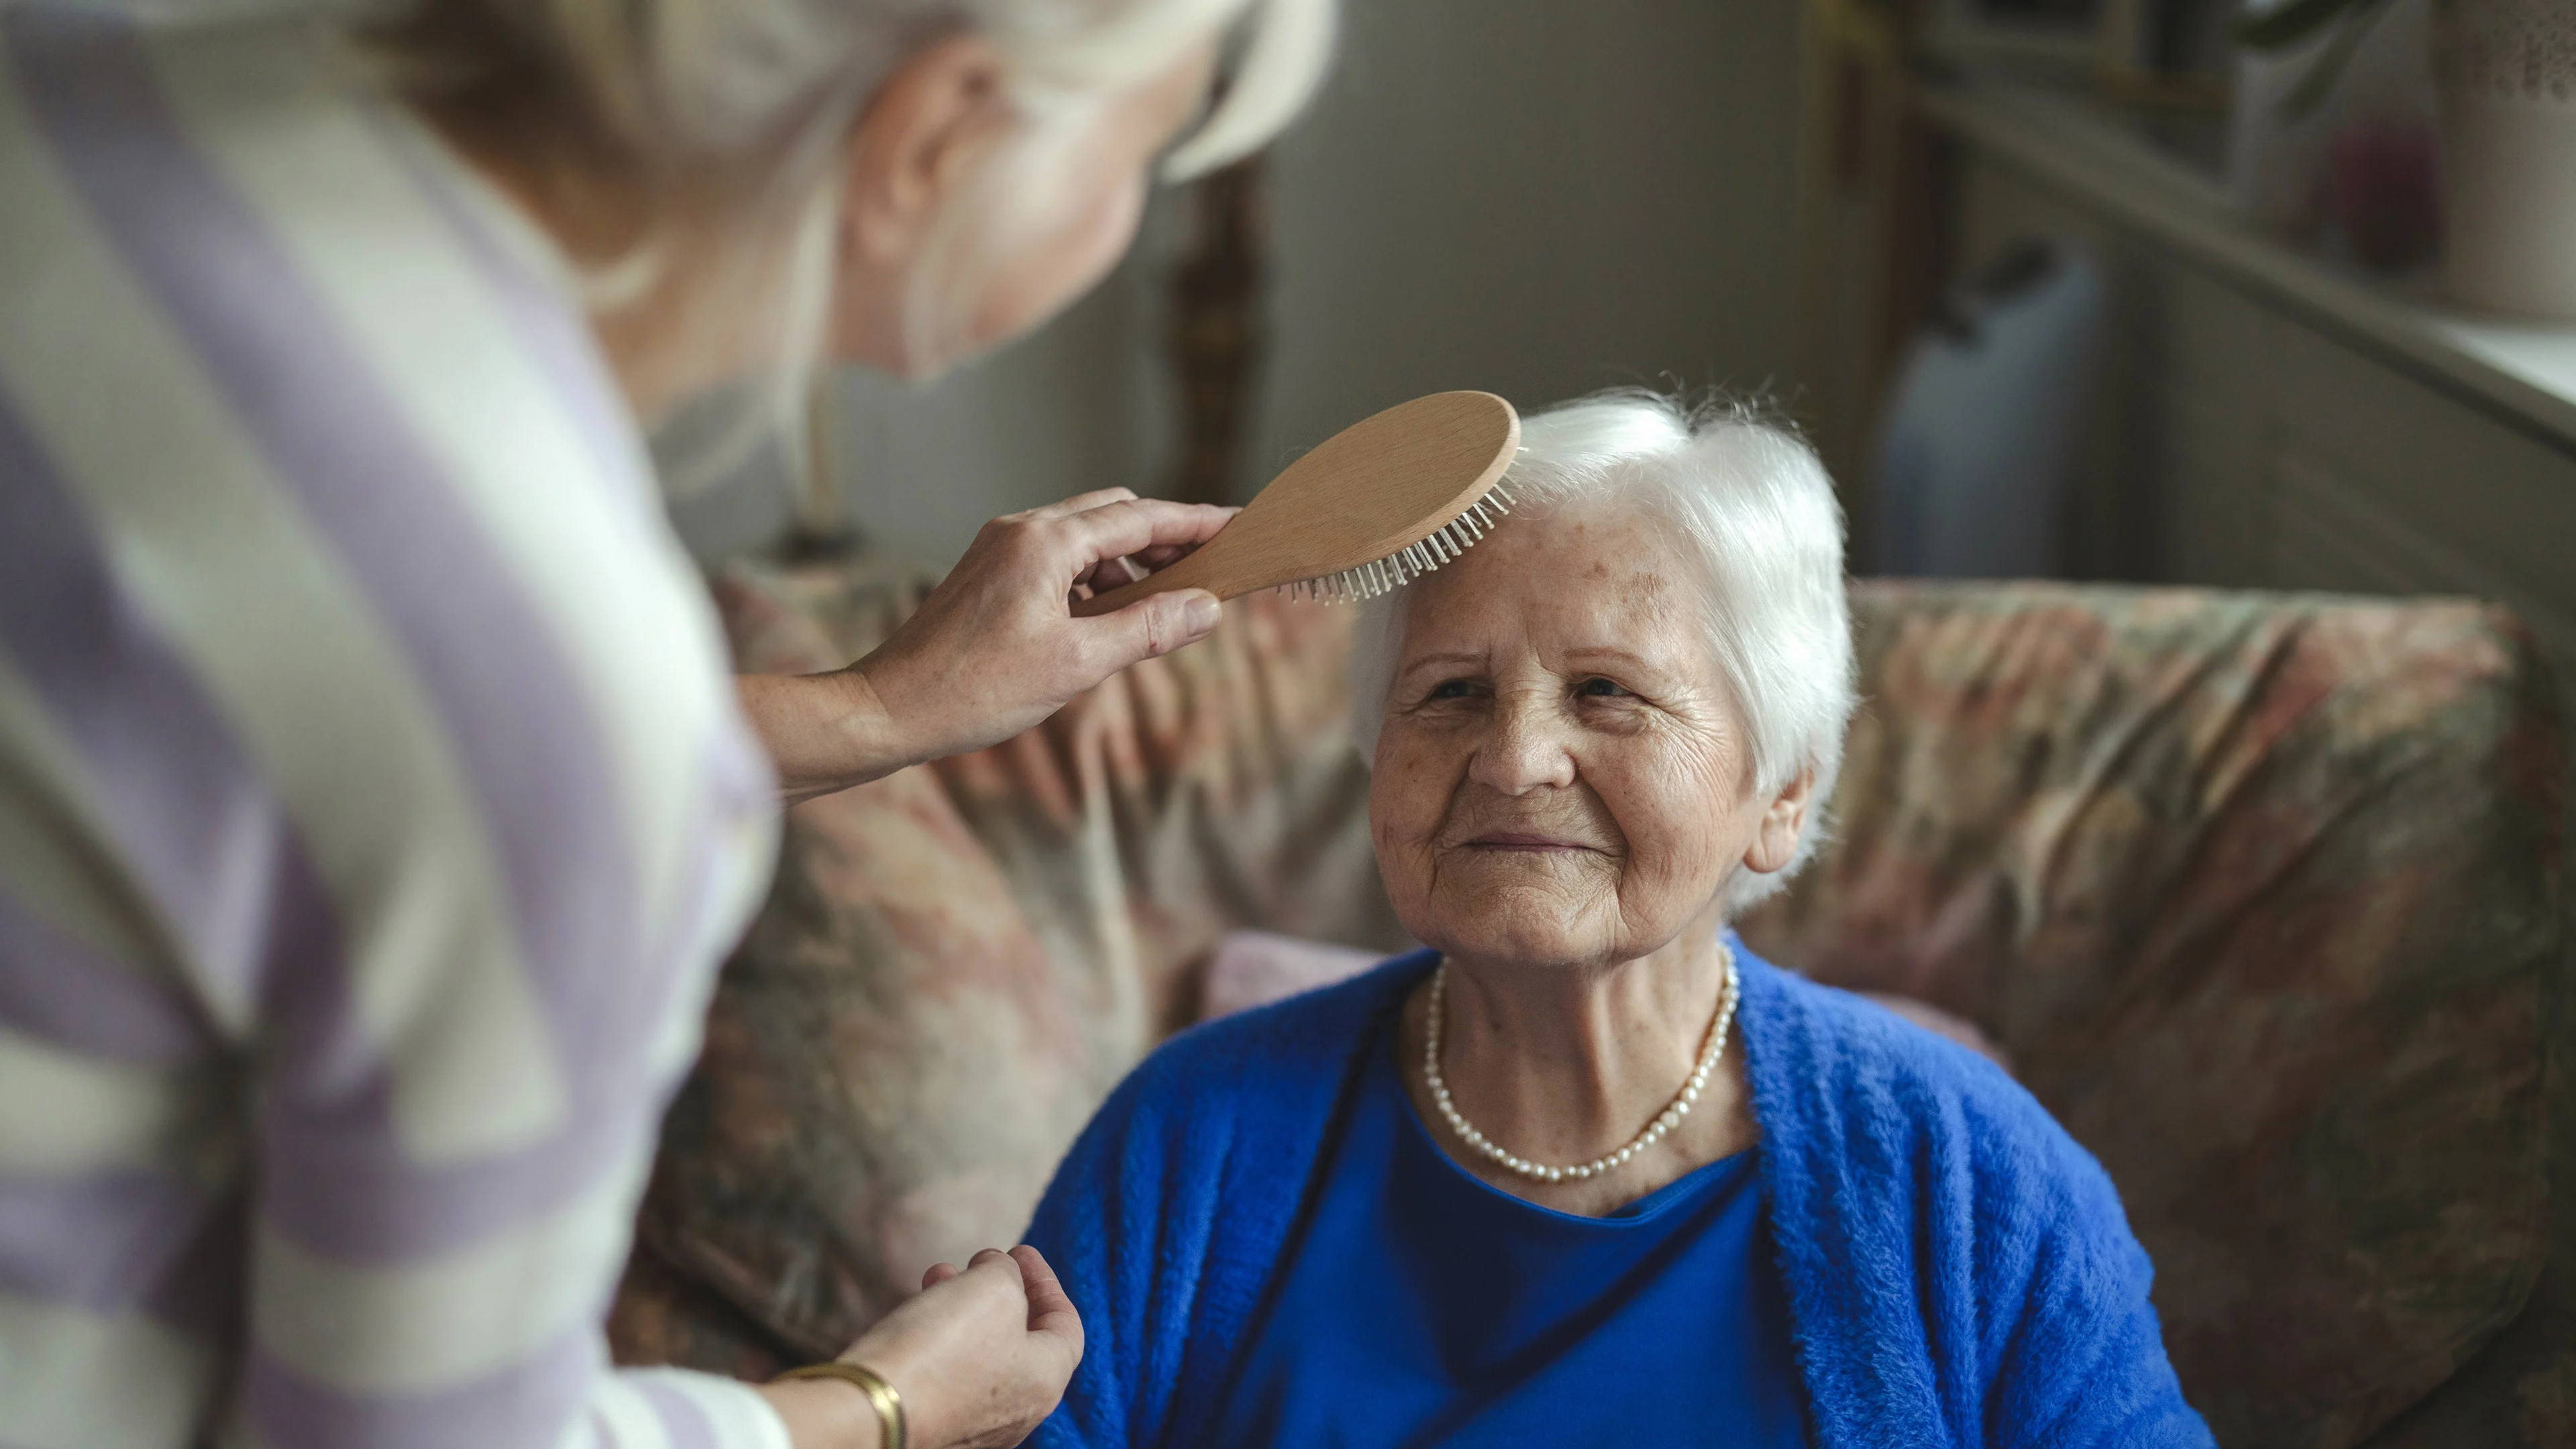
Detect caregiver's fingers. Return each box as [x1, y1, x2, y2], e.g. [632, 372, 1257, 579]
[1077, 555, 1147, 597]
[840, 1246, 1078, 1449]
[1125, 535, 1224, 570]
[823, 496, 1234, 790]
[922, 1261, 961, 1291]
[1072, 529, 1236, 601]
[1011, 1246, 1084, 1352]
[1046, 498, 1233, 577]
[1016, 486, 1138, 523]
[1075, 589, 1224, 676]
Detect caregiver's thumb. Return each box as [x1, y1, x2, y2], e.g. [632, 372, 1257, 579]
[1094, 586, 1225, 667]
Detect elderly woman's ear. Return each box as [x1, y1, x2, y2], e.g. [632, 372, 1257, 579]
[1741, 770, 1816, 879]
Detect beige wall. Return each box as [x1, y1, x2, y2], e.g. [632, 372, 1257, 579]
[669, 0, 1807, 568]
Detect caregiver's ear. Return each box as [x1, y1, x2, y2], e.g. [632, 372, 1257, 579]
[1742, 770, 1816, 875]
[837, 34, 1016, 269]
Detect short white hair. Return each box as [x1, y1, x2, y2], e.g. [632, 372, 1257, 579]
[1350, 390, 1856, 912]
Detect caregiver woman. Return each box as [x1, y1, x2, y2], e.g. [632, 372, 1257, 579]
[0, 1, 1330, 1448]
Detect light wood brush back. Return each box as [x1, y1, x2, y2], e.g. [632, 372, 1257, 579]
[1071, 391, 1522, 618]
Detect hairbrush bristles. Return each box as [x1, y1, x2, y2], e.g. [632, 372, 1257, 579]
[1280, 479, 1518, 605]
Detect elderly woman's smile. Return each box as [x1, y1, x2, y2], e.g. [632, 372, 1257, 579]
[1374, 507, 1796, 978]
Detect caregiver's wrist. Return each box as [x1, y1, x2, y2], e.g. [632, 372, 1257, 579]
[758, 1375, 887, 1449]
[735, 668, 919, 805]
[841, 651, 979, 777]
[834, 1333, 971, 1449]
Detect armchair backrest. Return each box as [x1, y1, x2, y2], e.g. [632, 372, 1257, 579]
[1739, 581, 2565, 1448]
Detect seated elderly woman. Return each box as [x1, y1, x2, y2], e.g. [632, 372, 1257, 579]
[1022, 393, 2214, 1447]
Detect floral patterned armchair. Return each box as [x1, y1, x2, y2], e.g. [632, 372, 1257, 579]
[612, 564, 2566, 1449]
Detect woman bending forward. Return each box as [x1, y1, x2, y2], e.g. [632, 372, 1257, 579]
[0, 1, 1332, 1446]
[1023, 393, 2216, 1448]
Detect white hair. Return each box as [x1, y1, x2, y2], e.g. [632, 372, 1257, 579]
[1350, 390, 1856, 913]
[366, 0, 1335, 478]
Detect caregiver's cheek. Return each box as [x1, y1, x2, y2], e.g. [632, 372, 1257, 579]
[973, 175, 1146, 347]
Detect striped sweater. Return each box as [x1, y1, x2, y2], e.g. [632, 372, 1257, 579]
[0, 7, 794, 1446]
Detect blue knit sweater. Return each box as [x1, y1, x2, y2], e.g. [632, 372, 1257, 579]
[1024, 947, 2214, 1448]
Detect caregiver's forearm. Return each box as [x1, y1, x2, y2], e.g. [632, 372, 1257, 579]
[735, 492, 1230, 804]
[737, 668, 919, 805]
[759, 1377, 887, 1449]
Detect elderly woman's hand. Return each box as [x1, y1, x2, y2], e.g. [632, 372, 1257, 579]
[740, 488, 1232, 802]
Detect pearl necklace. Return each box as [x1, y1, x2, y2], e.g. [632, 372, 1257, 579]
[1423, 943, 1740, 1184]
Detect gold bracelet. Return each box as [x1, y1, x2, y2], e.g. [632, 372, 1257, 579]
[773, 1360, 906, 1449]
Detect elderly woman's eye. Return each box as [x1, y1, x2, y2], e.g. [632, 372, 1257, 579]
[1576, 678, 1633, 699]
[1427, 680, 1477, 701]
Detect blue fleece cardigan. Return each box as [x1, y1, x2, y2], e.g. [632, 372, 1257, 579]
[1024, 947, 2214, 1448]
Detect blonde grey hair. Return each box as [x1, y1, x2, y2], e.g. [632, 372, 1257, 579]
[374, 0, 1328, 176]
[1349, 390, 1856, 913]
[367, 0, 1334, 476]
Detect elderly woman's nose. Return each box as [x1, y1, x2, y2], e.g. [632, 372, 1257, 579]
[1468, 692, 1580, 794]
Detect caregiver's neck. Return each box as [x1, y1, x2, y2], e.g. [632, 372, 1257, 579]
[408, 99, 912, 423]
[1401, 896, 1760, 1218]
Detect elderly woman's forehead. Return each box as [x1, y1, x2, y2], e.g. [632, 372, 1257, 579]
[1455, 503, 1695, 596]
[1399, 511, 1709, 649]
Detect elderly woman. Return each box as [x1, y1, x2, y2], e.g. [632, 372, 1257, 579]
[1022, 394, 2215, 1447]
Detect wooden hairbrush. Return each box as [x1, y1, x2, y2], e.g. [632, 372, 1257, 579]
[1071, 390, 1522, 617]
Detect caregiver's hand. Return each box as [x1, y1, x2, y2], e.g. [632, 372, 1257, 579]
[761, 1246, 1083, 1449]
[741, 488, 1233, 803]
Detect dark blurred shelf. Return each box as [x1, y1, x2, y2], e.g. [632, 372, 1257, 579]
[1917, 71, 2576, 451]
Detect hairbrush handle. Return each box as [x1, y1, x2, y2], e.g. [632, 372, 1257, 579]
[1067, 392, 1519, 619]
[1068, 535, 1233, 619]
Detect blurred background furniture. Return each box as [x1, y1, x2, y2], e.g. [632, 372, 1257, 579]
[612, 570, 2565, 1448]
[1874, 236, 2106, 576]
[1796, 0, 2576, 677]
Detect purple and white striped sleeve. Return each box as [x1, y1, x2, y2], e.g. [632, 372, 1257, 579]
[0, 9, 792, 1447]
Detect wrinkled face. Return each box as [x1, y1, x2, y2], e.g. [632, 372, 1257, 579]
[1370, 505, 1797, 970]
